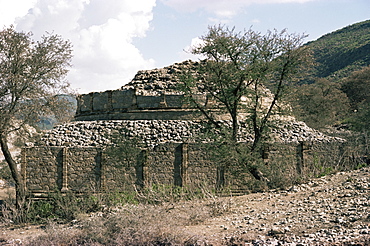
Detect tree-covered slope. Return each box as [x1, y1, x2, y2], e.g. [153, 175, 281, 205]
[305, 19, 370, 81]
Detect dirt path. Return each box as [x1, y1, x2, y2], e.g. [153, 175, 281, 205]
[184, 167, 370, 245]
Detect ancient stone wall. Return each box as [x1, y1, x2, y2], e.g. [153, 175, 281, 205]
[22, 141, 347, 196]
[23, 116, 346, 195]
[39, 119, 341, 149]
[22, 147, 63, 192]
[22, 147, 103, 194]
[66, 147, 102, 192]
[75, 89, 208, 121]
[74, 60, 220, 121]
[23, 60, 350, 195]
[21, 143, 218, 195]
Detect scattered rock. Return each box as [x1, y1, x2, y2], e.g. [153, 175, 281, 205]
[210, 166, 370, 245]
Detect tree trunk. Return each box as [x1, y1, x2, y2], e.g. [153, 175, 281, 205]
[231, 113, 238, 142]
[248, 165, 270, 182]
[0, 133, 26, 209]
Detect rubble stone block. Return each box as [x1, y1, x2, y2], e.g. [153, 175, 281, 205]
[165, 95, 184, 108]
[93, 92, 110, 111]
[112, 90, 136, 109]
[137, 95, 162, 108]
[78, 94, 93, 112]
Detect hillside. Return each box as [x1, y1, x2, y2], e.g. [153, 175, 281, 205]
[305, 19, 370, 82]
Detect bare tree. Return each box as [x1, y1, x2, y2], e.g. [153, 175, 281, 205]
[181, 25, 311, 182]
[0, 26, 73, 208]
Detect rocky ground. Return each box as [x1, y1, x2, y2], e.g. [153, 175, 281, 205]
[183, 166, 370, 245]
[1, 166, 369, 245]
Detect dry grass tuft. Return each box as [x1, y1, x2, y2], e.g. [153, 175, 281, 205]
[23, 197, 233, 245]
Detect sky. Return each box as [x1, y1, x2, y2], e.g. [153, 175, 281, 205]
[0, 0, 369, 94]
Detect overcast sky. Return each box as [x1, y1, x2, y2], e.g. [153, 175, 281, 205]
[0, 0, 369, 94]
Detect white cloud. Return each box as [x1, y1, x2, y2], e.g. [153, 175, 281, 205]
[1, 0, 156, 93]
[189, 37, 205, 50]
[178, 37, 206, 62]
[0, 0, 37, 27]
[251, 19, 261, 24]
[161, 0, 317, 18]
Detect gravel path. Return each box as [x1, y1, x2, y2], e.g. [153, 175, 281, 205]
[186, 166, 370, 245]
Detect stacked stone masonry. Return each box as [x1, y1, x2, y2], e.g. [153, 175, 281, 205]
[23, 60, 347, 195]
[75, 60, 209, 121]
[23, 139, 353, 195]
[22, 143, 217, 194]
[39, 119, 341, 149]
[23, 118, 345, 195]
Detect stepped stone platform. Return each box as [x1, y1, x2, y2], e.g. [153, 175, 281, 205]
[75, 60, 210, 121]
[68, 60, 342, 148]
[23, 60, 345, 196]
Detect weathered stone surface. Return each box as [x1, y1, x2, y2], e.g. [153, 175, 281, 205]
[165, 94, 184, 108]
[39, 118, 342, 149]
[75, 60, 204, 121]
[22, 143, 218, 194]
[111, 90, 136, 109]
[77, 94, 92, 112]
[92, 91, 110, 111]
[24, 60, 347, 197]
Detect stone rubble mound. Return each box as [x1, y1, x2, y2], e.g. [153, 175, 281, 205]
[39, 118, 342, 148]
[122, 60, 201, 96]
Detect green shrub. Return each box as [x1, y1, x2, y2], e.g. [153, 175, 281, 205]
[1, 191, 103, 224]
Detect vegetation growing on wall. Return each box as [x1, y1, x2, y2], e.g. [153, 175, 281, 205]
[180, 25, 312, 183]
[1, 20, 370, 232]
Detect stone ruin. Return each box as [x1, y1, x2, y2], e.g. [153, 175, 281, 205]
[46, 60, 340, 148]
[21, 60, 344, 196]
[74, 60, 218, 121]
